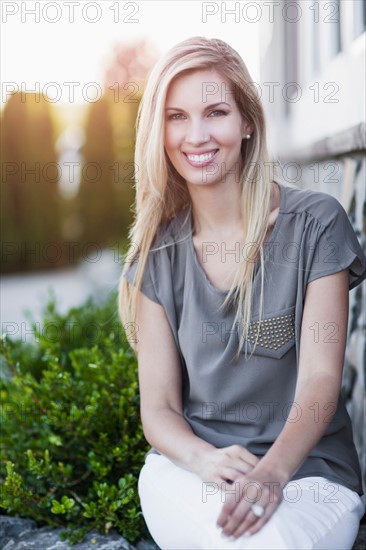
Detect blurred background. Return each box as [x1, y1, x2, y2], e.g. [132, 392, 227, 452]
[2, 0, 364, 318]
[0, 0, 365, 506]
[1, 0, 263, 322]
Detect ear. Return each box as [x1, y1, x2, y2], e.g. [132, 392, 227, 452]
[241, 119, 254, 139]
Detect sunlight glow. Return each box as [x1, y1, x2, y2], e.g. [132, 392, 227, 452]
[1, 0, 260, 107]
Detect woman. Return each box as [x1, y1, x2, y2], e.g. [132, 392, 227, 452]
[119, 37, 365, 549]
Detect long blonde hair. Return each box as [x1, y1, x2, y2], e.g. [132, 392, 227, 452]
[119, 36, 288, 363]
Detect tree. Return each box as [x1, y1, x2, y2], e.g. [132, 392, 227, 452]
[77, 39, 159, 249]
[78, 95, 116, 245]
[1, 93, 62, 273]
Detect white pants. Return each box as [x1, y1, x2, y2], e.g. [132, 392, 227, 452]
[138, 453, 365, 550]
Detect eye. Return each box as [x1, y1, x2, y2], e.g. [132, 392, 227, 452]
[167, 113, 186, 120]
[209, 110, 227, 117]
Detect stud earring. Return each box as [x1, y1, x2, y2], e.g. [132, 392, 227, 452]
[245, 134, 251, 139]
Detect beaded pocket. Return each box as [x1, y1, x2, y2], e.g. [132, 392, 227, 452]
[241, 306, 296, 358]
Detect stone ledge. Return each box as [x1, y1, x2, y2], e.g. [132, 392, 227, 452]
[0, 516, 159, 550]
[287, 122, 366, 163]
[353, 523, 366, 550]
[1, 515, 365, 549]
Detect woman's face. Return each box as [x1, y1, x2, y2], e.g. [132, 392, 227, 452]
[164, 69, 252, 190]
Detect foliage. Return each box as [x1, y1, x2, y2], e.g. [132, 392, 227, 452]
[0, 291, 151, 544]
[0, 93, 63, 273]
[0, 37, 156, 275]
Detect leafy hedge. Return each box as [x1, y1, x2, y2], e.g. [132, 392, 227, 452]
[0, 291, 151, 545]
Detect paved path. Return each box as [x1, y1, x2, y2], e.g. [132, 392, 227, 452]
[0, 250, 122, 339]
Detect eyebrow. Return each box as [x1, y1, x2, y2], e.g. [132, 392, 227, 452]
[165, 102, 231, 111]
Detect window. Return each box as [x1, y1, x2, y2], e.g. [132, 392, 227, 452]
[312, 18, 320, 75]
[329, 0, 342, 58]
[283, 3, 299, 116]
[353, 0, 366, 38]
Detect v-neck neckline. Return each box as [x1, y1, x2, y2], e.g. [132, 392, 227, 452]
[188, 182, 286, 295]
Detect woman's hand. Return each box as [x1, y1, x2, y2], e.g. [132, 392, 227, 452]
[216, 463, 288, 540]
[196, 444, 259, 486]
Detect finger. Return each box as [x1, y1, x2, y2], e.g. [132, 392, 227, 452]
[233, 458, 257, 474]
[237, 453, 259, 468]
[219, 465, 251, 483]
[218, 467, 245, 484]
[219, 500, 253, 537]
[231, 502, 276, 539]
[226, 445, 259, 466]
[216, 494, 239, 528]
[226, 446, 259, 468]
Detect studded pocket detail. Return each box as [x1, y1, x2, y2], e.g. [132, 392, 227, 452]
[241, 306, 296, 359]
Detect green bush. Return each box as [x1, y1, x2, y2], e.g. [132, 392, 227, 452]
[0, 291, 151, 545]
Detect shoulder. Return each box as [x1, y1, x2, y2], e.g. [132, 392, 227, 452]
[280, 183, 346, 229]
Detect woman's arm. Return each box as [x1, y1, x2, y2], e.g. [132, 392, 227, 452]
[257, 267, 349, 480]
[135, 290, 259, 484]
[217, 268, 350, 539]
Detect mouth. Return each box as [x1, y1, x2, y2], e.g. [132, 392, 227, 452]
[182, 149, 219, 166]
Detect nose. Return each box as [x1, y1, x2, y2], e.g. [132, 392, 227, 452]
[185, 117, 210, 146]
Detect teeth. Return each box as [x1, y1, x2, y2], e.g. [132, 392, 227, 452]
[186, 151, 217, 162]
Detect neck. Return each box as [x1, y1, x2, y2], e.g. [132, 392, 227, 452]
[188, 181, 243, 239]
[187, 180, 278, 240]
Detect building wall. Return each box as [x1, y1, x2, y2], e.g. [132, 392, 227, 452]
[260, 0, 365, 155]
[260, 0, 366, 501]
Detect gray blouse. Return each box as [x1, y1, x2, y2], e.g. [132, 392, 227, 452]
[123, 182, 366, 495]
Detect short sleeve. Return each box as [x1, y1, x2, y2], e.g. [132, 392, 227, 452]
[306, 194, 366, 290]
[122, 253, 161, 304]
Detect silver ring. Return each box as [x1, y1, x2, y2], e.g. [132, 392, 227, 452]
[251, 503, 265, 518]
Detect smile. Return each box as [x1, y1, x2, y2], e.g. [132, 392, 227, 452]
[183, 149, 219, 166]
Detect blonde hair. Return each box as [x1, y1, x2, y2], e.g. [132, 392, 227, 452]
[118, 36, 292, 363]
